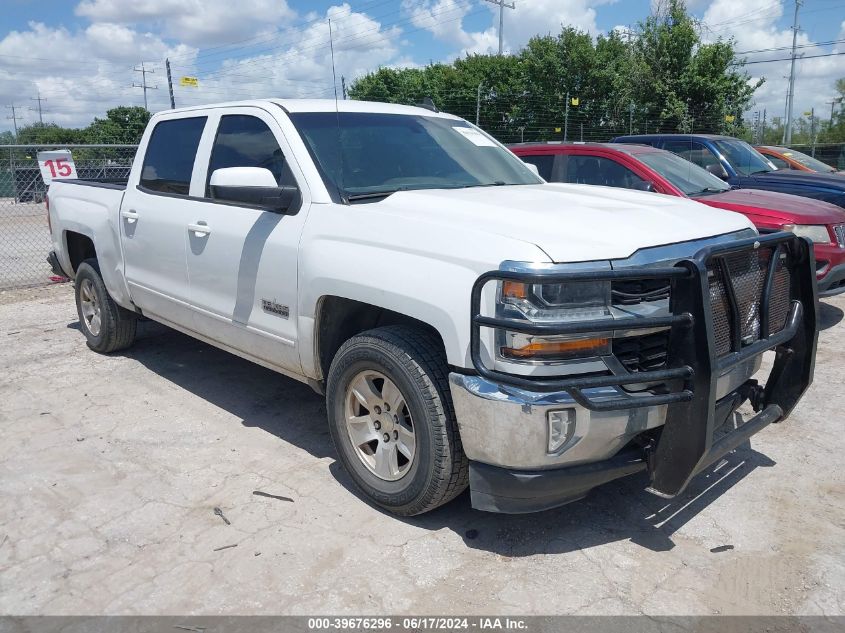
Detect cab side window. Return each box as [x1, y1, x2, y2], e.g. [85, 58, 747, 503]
[767, 155, 792, 170]
[563, 155, 648, 189]
[140, 117, 207, 195]
[206, 115, 297, 196]
[663, 140, 720, 171]
[519, 154, 555, 180]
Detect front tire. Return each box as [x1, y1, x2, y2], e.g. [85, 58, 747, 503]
[326, 325, 468, 516]
[74, 259, 137, 353]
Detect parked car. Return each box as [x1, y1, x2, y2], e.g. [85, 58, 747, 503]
[46, 100, 817, 515]
[754, 145, 843, 175]
[510, 142, 845, 296]
[612, 134, 845, 208]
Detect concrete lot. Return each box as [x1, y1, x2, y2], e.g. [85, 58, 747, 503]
[0, 284, 843, 616]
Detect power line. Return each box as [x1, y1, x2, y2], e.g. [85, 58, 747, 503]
[740, 50, 845, 64]
[735, 37, 845, 56]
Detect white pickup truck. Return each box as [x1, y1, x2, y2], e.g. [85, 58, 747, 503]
[47, 99, 818, 515]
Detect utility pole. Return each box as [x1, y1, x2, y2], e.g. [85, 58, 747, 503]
[30, 93, 46, 124]
[133, 62, 158, 111]
[165, 59, 176, 109]
[563, 90, 569, 142]
[629, 102, 634, 135]
[827, 97, 843, 129]
[808, 107, 816, 157]
[483, 0, 515, 55]
[784, 0, 802, 144]
[762, 108, 767, 144]
[6, 104, 23, 140]
[341, 76, 348, 100]
[476, 83, 483, 125]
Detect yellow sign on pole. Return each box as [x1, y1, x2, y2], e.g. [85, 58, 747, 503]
[724, 114, 735, 123]
[554, 127, 562, 133]
[570, 97, 579, 106]
[180, 76, 199, 88]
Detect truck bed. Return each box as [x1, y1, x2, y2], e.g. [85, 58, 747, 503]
[56, 178, 127, 191]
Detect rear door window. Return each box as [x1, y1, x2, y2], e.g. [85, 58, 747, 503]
[140, 117, 207, 195]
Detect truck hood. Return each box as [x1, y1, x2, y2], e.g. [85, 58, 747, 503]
[748, 170, 845, 191]
[693, 188, 845, 224]
[371, 183, 753, 262]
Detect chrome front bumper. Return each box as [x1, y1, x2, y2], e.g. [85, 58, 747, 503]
[448, 354, 761, 471]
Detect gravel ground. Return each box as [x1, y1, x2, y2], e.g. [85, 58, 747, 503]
[0, 283, 843, 616]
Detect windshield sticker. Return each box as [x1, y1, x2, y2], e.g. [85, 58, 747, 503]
[453, 126, 497, 147]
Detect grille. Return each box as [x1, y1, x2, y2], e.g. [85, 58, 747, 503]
[834, 224, 845, 248]
[614, 331, 669, 373]
[611, 278, 670, 305]
[707, 247, 791, 356]
[708, 265, 734, 356]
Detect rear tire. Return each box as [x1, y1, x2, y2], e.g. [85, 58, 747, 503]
[326, 325, 468, 516]
[74, 259, 137, 353]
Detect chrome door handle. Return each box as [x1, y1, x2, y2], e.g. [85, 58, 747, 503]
[187, 222, 211, 236]
[121, 209, 139, 223]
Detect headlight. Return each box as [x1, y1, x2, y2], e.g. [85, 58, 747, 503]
[782, 224, 831, 244]
[498, 280, 612, 362]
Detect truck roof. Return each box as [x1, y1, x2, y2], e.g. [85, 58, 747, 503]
[613, 133, 737, 142]
[508, 141, 660, 155]
[156, 98, 462, 119]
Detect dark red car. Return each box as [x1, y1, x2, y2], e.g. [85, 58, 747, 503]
[510, 141, 845, 296]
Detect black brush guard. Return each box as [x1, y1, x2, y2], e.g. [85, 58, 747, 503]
[470, 232, 818, 498]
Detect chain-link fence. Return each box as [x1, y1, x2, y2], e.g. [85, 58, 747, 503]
[0, 124, 842, 292]
[0, 144, 137, 290]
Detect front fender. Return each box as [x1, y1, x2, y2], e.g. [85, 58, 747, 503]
[296, 206, 548, 376]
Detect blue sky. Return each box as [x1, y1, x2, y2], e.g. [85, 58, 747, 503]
[1, 0, 844, 134]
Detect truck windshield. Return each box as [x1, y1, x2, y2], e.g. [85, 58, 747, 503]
[778, 149, 836, 173]
[289, 112, 541, 200]
[713, 139, 775, 177]
[637, 151, 730, 197]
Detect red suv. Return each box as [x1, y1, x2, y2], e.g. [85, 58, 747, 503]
[510, 142, 845, 297]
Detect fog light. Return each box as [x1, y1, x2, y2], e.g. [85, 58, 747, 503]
[547, 408, 575, 453]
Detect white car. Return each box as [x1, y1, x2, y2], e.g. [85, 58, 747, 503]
[47, 99, 818, 514]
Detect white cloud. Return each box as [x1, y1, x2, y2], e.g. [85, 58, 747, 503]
[405, 0, 601, 57]
[75, 0, 296, 47]
[166, 4, 407, 107]
[0, 21, 195, 130]
[404, 0, 475, 48]
[0, 2, 408, 131]
[700, 0, 844, 121]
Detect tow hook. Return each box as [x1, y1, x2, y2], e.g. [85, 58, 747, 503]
[741, 379, 766, 412]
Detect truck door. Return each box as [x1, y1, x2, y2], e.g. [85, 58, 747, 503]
[121, 115, 208, 328]
[185, 108, 309, 375]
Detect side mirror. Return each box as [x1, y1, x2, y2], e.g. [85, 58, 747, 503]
[706, 163, 729, 181]
[209, 167, 300, 213]
[523, 162, 541, 177]
[631, 180, 654, 192]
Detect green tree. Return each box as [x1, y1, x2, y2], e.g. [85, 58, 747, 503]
[349, 0, 758, 142]
[15, 123, 86, 145]
[631, 0, 759, 133]
[84, 106, 151, 144]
